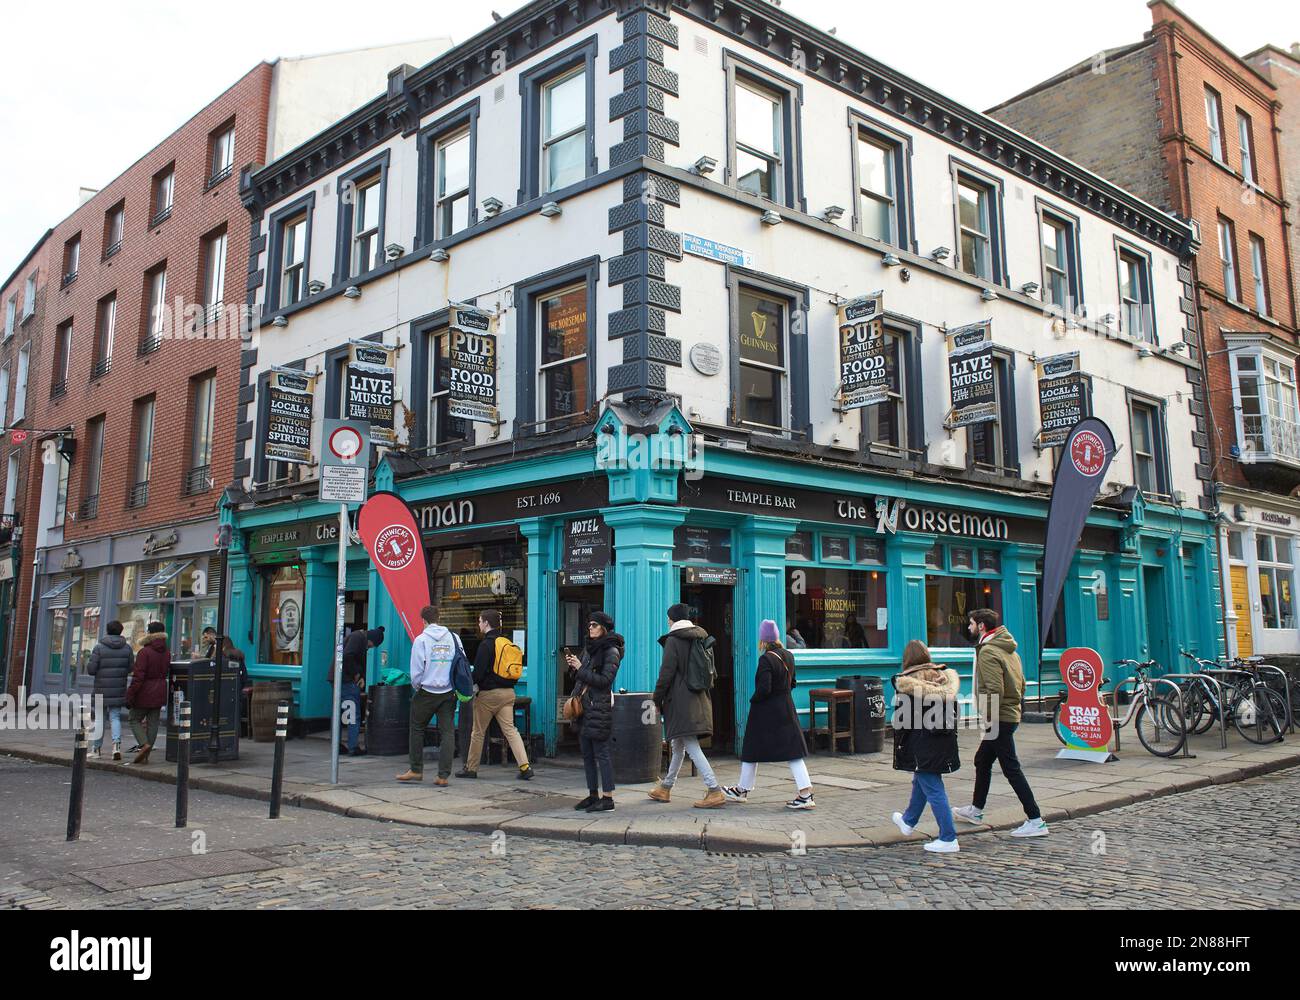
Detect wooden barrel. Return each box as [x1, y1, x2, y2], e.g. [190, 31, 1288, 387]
[251, 681, 293, 742]
[611, 693, 661, 784]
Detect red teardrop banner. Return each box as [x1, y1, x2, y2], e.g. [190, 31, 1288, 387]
[357, 491, 430, 641]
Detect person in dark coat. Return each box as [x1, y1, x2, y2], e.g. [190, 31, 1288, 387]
[564, 612, 622, 812]
[648, 603, 725, 809]
[458, 610, 532, 780]
[88, 620, 134, 761]
[126, 622, 171, 766]
[722, 620, 815, 809]
[338, 626, 383, 756]
[890, 640, 962, 853]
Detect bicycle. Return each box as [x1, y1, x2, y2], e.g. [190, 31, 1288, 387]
[1176, 650, 1287, 746]
[1053, 659, 1186, 758]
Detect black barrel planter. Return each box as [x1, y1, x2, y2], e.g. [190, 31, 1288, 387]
[367, 684, 413, 756]
[836, 675, 887, 754]
[611, 693, 661, 785]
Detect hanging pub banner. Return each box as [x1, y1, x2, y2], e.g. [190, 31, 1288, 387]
[1036, 352, 1089, 449]
[448, 304, 499, 424]
[837, 292, 889, 411]
[357, 491, 432, 642]
[265, 368, 317, 466]
[1039, 418, 1117, 657]
[346, 341, 397, 445]
[562, 515, 612, 586]
[946, 321, 997, 427]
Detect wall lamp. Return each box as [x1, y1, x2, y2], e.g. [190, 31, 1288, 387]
[760, 210, 782, 226]
[482, 197, 504, 217]
[692, 156, 718, 176]
[429, 247, 450, 263]
[1020, 281, 1040, 295]
[929, 246, 952, 263]
[540, 202, 563, 218]
[822, 205, 846, 224]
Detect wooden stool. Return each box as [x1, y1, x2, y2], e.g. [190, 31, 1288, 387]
[808, 689, 854, 754]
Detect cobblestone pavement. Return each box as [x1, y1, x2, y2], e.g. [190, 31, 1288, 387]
[2, 756, 1297, 909]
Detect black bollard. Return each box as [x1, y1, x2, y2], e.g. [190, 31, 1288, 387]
[269, 701, 289, 819]
[66, 707, 90, 842]
[175, 701, 191, 829]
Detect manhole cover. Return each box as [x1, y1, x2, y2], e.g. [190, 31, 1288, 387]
[78, 851, 278, 891]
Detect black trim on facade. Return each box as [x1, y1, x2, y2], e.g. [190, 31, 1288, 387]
[1126, 388, 1173, 498]
[332, 150, 391, 286]
[1114, 235, 1158, 345]
[263, 194, 316, 318]
[1033, 197, 1085, 315]
[848, 108, 916, 254]
[518, 36, 600, 204]
[858, 315, 925, 462]
[949, 157, 1008, 287]
[723, 49, 806, 214]
[415, 99, 481, 249]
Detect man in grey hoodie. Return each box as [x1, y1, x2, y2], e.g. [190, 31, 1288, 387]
[88, 621, 134, 760]
[397, 606, 462, 785]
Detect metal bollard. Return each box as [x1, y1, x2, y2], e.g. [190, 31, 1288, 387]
[269, 701, 289, 819]
[175, 701, 191, 829]
[66, 707, 90, 842]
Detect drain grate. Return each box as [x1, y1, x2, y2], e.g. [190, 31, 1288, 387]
[78, 851, 278, 891]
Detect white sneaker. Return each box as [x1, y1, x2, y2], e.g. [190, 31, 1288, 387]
[721, 785, 749, 803]
[891, 812, 915, 836]
[953, 805, 984, 825]
[1010, 818, 1049, 838]
[88, 746, 102, 759]
[923, 839, 960, 854]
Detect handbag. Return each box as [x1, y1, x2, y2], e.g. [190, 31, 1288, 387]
[562, 684, 586, 722]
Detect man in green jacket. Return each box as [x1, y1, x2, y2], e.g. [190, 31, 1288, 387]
[952, 609, 1048, 837]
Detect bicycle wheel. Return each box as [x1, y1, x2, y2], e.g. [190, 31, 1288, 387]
[1182, 683, 1215, 735]
[1231, 686, 1288, 745]
[1052, 701, 1068, 747]
[1135, 695, 1186, 757]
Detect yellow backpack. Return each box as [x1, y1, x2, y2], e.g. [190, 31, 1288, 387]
[492, 636, 524, 682]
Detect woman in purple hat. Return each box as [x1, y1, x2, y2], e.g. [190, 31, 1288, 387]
[722, 620, 815, 809]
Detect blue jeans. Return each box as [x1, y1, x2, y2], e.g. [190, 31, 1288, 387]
[903, 771, 957, 842]
[341, 682, 362, 750]
[92, 706, 125, 750]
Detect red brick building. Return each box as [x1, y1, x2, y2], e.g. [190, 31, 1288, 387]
[988, 0, 1300, 659]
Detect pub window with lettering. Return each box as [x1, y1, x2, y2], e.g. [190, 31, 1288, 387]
[735, 288, 788, 431]
[429, 539, 528, 658]
[864, 326, 912, 455]
[785, 533, 888, 650]
[924, 543, 1003, 648]
[538, 283, 589, 428]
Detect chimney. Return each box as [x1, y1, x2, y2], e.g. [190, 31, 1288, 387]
[77, 187, 99, 206]
[1291, 42, 1300, 59]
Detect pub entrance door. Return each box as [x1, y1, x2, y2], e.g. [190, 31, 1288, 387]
[680, 578, 736, 752]
[556, 582, 605, 750]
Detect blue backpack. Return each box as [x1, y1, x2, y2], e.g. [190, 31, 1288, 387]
[450, 634, 474, 702]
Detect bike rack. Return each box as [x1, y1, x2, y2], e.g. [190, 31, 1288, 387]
[1252, 664, 1296, 736]
[1108, 676, 1193, 759]
[1200, 668, 1288, 745]
[1162, 672, 1229, 750]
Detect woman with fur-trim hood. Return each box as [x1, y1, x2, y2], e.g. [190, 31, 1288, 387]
[890, 640, 962, 853]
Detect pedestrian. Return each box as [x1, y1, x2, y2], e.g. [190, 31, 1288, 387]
[340, 626, 384, 756]
[785, 626, 807, 650]
[195, 626, 218, 660]
[564, 612, 622, 811]
[721, 620, 815, 809]
[458, 610, 533, 780]
[125, 622, 170, 766]
[647, 603, 725, 809]
[397, 608, 460, 785]
[215, 637, 249, 691]
[890, 639, 962, 853]
[87, 620, 133, 761]
[952, 609, 1049, 838]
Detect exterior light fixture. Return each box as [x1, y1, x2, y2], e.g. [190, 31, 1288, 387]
[429, 247, 450, 263]
[692, 156, 718, 176]
[482, 197, 503, 217]
[882, 254, 902, 267]
[307, 280, 325, 296]
[1020, 281, 1040, 295]
[822, 205, 846, 224]
[760, 210, 782, 226]
[272, 316, 288, 328]
[344, 286, 361, 299]
[929, 246, 952, 262]
[384, 243, 404, 262]
[1136, 345, 1153, 359]
[540, 202, 563, 218]
[981, 288, 999, 302]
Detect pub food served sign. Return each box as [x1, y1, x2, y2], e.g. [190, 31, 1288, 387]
[447, 304, 499, 424]
[837, 292, 889, 411]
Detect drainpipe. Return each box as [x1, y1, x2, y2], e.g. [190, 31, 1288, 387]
[20, 547, 42, 693]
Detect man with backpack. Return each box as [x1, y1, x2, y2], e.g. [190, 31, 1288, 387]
[458, 610, 533, 780]
[648, 603, 726, 809]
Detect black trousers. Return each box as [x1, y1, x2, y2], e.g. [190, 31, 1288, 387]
[579, 729, 615, 795]
[971, 722, 1040, 820]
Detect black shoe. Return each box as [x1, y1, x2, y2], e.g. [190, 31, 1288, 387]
[574, 794, 599, 811]
[517, 765, 534, 781]
[127, 745, 143, 754]
[349, 747, 366, 757]
[456, 768, 478, 779]
[586, 796, 615, 813]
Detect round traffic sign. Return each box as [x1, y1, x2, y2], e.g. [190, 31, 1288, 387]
[329, 425, 364, 461]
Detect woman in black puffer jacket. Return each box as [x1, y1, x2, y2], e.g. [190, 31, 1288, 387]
[890, 640, 962, 853]
[564, 612, 623, 813]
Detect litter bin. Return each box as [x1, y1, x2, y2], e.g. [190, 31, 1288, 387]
[611, 693, 660, 784]
[167, 659, 240, 762]
[368, 684, 412, 756]
[835, 675, 887, 754]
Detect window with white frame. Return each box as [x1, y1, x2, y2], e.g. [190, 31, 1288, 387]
[143, 267, 166, 350]
[23, 272, 36, 319]
[1128, 396, 1168, 495]
[969, 355, 1017, 475]
[538, 283, 590, 425]
[1237, 111, 1256, 186]
[435, 130, 471, 239]
[350, 175, 382, 275]
[1118, 247, 1153, 342]
[956, 175, 995, 280]
[1250, 234, 1270, 316]
[1040, 211, 1080, 312]
[863, 327, 912, 454]
[856, 132, 897, 244]
[1256, 533, 1296, 630]
[81, 416, 104, 519]
[4, 453, 18, 518]
[104, 203, 124, 258]
[63, 236, 80, 284]
[92, 294, 116, 377]
[189, 372, 216, 489]
[734, 78, 783, 202]
[209, 124, 235, 184]
[3, 296, 14, 340]
[0, 364, 9, 430]
[1219, 217, 1239, 301]
[203, 230, 227, 323]
[52, 320, 72, 396]
[542, 67, 588, 194]
[1205, 86, 1225, 163]
[13, 344, 29, 423]
[54, 450, 69, 528]
[152, 167, 174, 225]
[280, 214, 308, 308]
[1232, 347, 1300, 463]
[129, 396, 155, 508]
[736, 288, 788, 432]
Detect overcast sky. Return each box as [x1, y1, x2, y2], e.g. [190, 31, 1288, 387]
[2, 0, 1296, 273]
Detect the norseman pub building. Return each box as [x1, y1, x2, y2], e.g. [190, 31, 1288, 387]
[229, 0, 1221, 752]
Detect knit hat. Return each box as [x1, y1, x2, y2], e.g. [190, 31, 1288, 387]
[366, 626, 385, 646]
[759, 620, 780, 643]
[666, 603, 694, 623]
[589, 611, 615, 632]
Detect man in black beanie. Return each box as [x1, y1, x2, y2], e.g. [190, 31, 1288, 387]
[339, 625, 384, 756]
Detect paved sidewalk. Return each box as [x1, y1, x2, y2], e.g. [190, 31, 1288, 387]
[3, 719, 1296, 851]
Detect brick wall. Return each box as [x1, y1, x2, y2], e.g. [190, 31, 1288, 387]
[1245, 46, 1300, 316]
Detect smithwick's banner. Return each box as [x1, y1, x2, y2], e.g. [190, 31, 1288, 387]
[448, 304, 499, 424]
[945, 321, 997, 427]
[357, 492, 431, 641]
[346, 341, 397, 445]
[837, 292, 889, 411]
[1036, 352, 1090, 448]
[1040, 418, 1117, 656]
[265, 368, 317, 465]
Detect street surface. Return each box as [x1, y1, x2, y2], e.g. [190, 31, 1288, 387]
[2, 755, 1296, 909]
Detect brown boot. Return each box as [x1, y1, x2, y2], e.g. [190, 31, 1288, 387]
[131, 745, 152, 766]
[693, 787, 726, 809]
[395, 770, 423, 782]
[647, 783, 671, 803]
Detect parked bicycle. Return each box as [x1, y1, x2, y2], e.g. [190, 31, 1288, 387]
[1176, 650, 1287, 745]
[1052, 659, 1186, 758]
